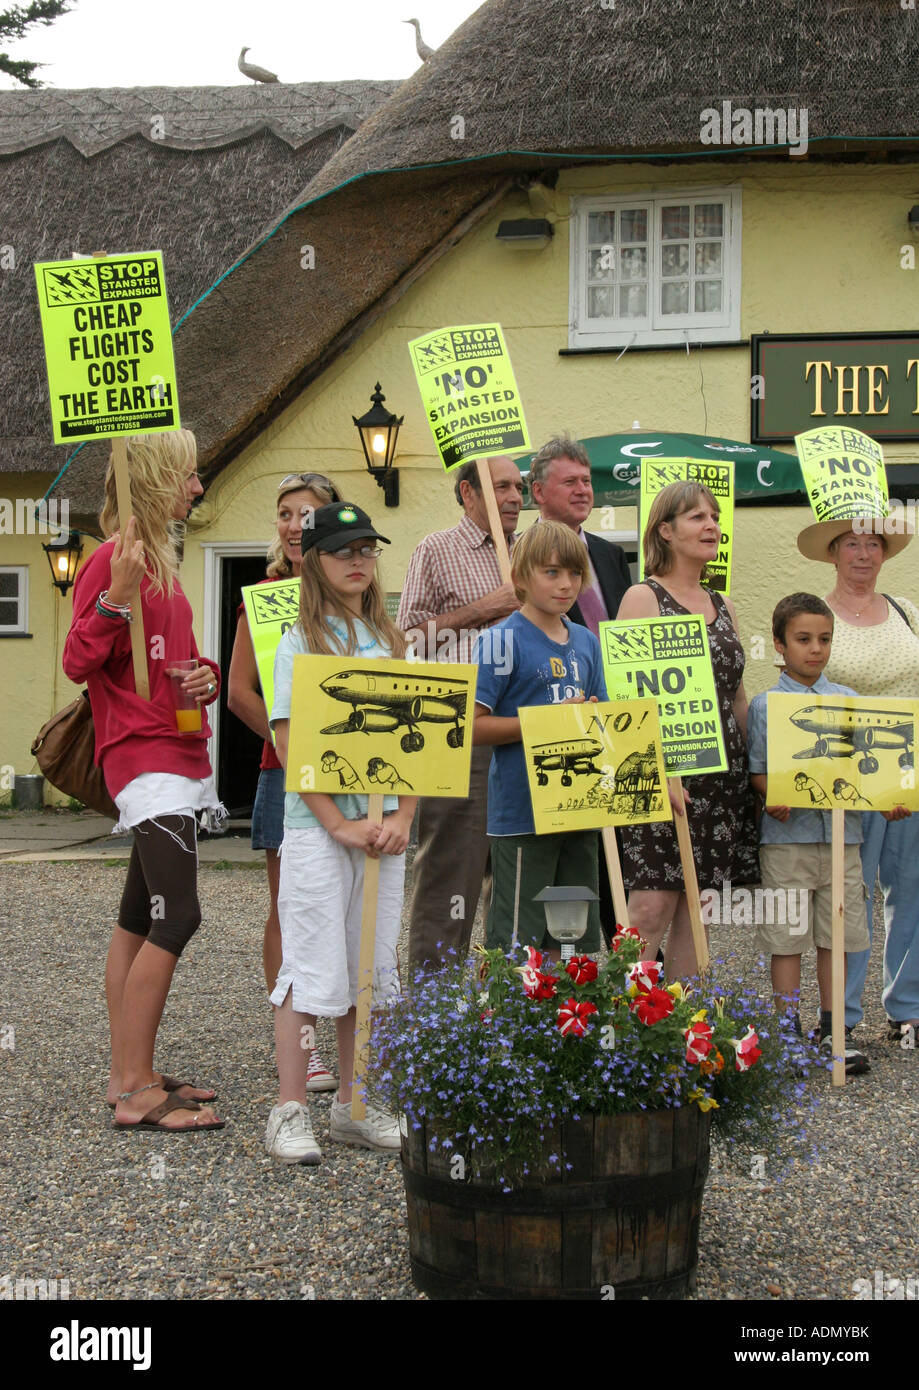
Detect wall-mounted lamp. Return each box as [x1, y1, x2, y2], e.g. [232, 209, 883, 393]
[496, 218, 554, 250]
[353, 383, 402, 507]
[908, 206, 919, 241]
[42, 530, 83, 595]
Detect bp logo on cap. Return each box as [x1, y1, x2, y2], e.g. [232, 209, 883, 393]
[338, 507, 358, 524]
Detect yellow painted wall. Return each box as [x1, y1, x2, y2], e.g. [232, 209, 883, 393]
[6, 158, 919, 800]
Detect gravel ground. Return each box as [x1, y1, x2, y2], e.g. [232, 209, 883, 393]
[1, 851, 917, 1303]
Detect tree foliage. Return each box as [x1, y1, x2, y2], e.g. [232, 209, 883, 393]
[0, 2, 73, 88]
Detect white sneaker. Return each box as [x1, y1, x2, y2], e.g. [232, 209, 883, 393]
[305, 1048, 337, 1093]
[265, 1101, 321, 1164]
[329, 1098, 401, 1152]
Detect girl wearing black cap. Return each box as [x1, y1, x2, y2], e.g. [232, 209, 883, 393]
[264, 503, 417, 1163]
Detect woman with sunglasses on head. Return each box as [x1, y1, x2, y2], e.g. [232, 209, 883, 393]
[228, 471, 342, 1093]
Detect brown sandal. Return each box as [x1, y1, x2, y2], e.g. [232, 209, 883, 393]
[113, 1092, 225, 1133]
[106, 1073, 217, 1110]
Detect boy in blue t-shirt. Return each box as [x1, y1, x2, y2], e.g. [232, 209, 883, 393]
[473, 520, 607, 953]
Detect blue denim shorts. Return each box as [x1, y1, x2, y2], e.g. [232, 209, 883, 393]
[251, 767, 285, 851]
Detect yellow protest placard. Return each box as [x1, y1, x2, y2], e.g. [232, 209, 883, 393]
[766, 693, 919, 812]
[638, 458, 734, 593]
[241, 579, 301, 743]
[407, 322, 530, 470]
[518, 699, 670, 835]
[285, 655, 477, 798]
[33, 251, 180, 443]
[795, 427, 888, 523]
[600, 615, 727, 776]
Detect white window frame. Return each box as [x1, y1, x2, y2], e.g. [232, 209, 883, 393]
[569, 186, 742, 349]
[0, 566, 28, 634]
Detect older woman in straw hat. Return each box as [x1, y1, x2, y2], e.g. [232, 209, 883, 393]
[798, 514, 919, 1045]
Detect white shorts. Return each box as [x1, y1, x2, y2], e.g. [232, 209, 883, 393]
[271, 825, 405, 1017]
[114, 771, 226, 835]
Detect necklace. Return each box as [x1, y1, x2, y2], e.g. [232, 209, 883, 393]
[832, 591, 876, 619]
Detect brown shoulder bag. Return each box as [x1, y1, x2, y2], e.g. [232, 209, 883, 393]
[31, 691, 118, 819]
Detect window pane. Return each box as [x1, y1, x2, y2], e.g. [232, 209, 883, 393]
[0, 599, 18, 624]
[695, 241, 723, 275]
[661, 281, 689, 315]
[695, 281, 723, 313]
[619, 208, 647, 243]
[620, 285, 647, 318]
[588, 211, 615, 243]
[661, 243, 689, 276]
[588, 246, 615, 279]
[694, 203, 724, 237]
[619, 247, 647, 280]
[588, 286, 615, 318]
[661, 205, 690, 240]
[0, 573, 17, 599]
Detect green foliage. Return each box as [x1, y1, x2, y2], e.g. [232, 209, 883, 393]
[0, 2, 73, 88]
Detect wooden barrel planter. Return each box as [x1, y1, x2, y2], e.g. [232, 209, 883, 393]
[401, 1106, 710, 1300]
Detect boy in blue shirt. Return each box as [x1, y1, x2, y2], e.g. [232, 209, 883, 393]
[748, 592, 907, 1074]
[473, 520, 607, 953]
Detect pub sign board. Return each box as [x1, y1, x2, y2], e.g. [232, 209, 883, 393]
[752, 333, 919, 444]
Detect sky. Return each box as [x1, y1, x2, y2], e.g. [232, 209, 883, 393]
[0, 0, 485, 89]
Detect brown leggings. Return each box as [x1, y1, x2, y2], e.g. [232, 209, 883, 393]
[118, 815, 202, 958]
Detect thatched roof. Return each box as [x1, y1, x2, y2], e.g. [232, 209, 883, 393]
[0, 81, 398, 482]
[37, 0, 919, 524]
[0, 82, 399, 156]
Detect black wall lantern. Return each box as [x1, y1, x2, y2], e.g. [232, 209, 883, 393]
[353, 383, 402, 507]
[43, 530, 83, 595]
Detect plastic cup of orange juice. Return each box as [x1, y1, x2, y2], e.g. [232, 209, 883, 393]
[167, 660, 202, 734]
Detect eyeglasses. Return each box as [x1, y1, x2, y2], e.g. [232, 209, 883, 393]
[278, 472, 342, 501]
[324, 544, 382, 561]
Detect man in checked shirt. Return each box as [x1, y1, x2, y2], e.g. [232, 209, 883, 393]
[398, 455, 523, 970]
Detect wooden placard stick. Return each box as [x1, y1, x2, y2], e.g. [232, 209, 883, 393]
[669, 775, 709, 973]
[111, 435, 150, 701]
[830, 807, 846, 1088]
[601, 826, 630, 929]
[351, 791, 385, 1121]
[475, 456, 513, 583]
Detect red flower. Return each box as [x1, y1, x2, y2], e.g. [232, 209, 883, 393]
[565, 955, 598, 986]
[627, 960, 664, 994]
[630, 985, 675, 1026]
[556, 998, 598, 1037]
[611, 925, 644, 953]
[732, 1026, 762, 1072]
[520, 947, 557, 1000]
[684, 1021, 714, 1064]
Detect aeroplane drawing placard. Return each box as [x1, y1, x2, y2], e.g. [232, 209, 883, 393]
[519, 699, 671, 834]
[285, 655, 477, 799]
[600, 615, 728, 776]
[766, 694, 919, 812]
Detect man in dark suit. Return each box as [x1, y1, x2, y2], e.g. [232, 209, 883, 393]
[528, 435, 632, 632]
[529, 434, 634, 945]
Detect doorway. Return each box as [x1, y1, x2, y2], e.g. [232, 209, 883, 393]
[217, 553, 272, 815]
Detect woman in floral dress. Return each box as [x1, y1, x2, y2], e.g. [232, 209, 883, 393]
[616, 481, 759, 977]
